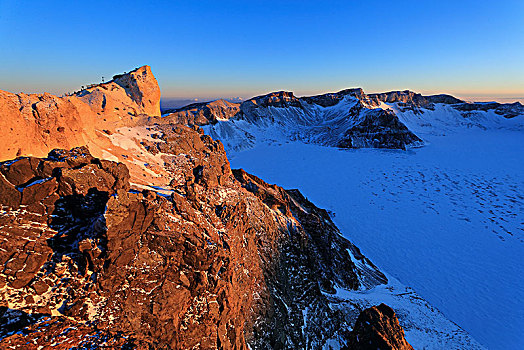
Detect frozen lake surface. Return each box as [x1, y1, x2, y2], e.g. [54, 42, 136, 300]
[229, 130, 524, 349]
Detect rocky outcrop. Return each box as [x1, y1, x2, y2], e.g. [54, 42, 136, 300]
[348, 304, 414, 350]
[338, 108, 423, 150]
[162, 99, 241, 126]
[0, 65, 160, 161]
[111, 65, 161, 116]
[0, 123, 412, 348]
[425, 94, 464, 105]
[369, 90, 438, 112]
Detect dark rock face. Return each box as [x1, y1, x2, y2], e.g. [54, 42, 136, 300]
[338, 109, 423, 150]
[425, 94, 464, 105]
[243, 91, 302, 109]
[0, 127, 411, 349]
[163, 99, 241, 126]
[454, 101, 524, 118]
[348, 304, 414, 350]
[233, 170, 388, 348]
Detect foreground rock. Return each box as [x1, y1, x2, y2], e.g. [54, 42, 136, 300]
[348, 304, 414, 350]
[0, 125, 416, 348]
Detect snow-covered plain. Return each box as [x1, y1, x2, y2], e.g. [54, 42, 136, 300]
[226, 117, 524, 349]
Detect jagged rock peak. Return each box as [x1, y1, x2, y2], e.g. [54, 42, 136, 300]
[76, 65, 161, 117]
[162, 99, 241, 125]
[109, 65, 161, 116]
[348, 303, 414, 350]
[244, 90, 301, 108]
[0, 65, 161, 161]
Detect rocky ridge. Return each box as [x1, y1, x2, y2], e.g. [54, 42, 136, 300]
[1, 135, 401, 349]
[161, 89, 523, 154]
[162, 99, 241, 126]
[162, 90, 424, 151]
[0, 65, 160, 162]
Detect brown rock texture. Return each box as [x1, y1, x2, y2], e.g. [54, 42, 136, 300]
[0, 128, 409, 348]
[163, 99, 241, 126]
[347, 303, 414, 350]
[0, 65, 160, 161]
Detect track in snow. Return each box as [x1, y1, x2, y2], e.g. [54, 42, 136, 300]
[228, 130, 524, 350]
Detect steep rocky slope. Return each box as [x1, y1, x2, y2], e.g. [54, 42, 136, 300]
[162, 99, 241, 125]
[0, 134, 404, 349]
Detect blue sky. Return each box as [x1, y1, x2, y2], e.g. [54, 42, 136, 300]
[1, 0, 523, 100]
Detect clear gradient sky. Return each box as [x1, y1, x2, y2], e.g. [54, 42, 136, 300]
[1, 0, 523, 101]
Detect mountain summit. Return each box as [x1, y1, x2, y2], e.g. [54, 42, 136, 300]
[0, 65, 160, 161]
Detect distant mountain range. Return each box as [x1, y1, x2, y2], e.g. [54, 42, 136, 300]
[161, 89, 524, 154]
[161, 97, 244, 109]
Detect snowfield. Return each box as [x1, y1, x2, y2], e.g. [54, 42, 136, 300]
[219, 105, 524, 350]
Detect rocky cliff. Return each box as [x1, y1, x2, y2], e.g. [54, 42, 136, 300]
[368, 90, 524, 118]
[163, 99, 241, 126]
[0, 65, 160, 161]
[348, 304, 414, 350]
[0, 134, 408, 349]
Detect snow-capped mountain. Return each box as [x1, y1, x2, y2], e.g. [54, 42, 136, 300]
[161, 89, 524, 155]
